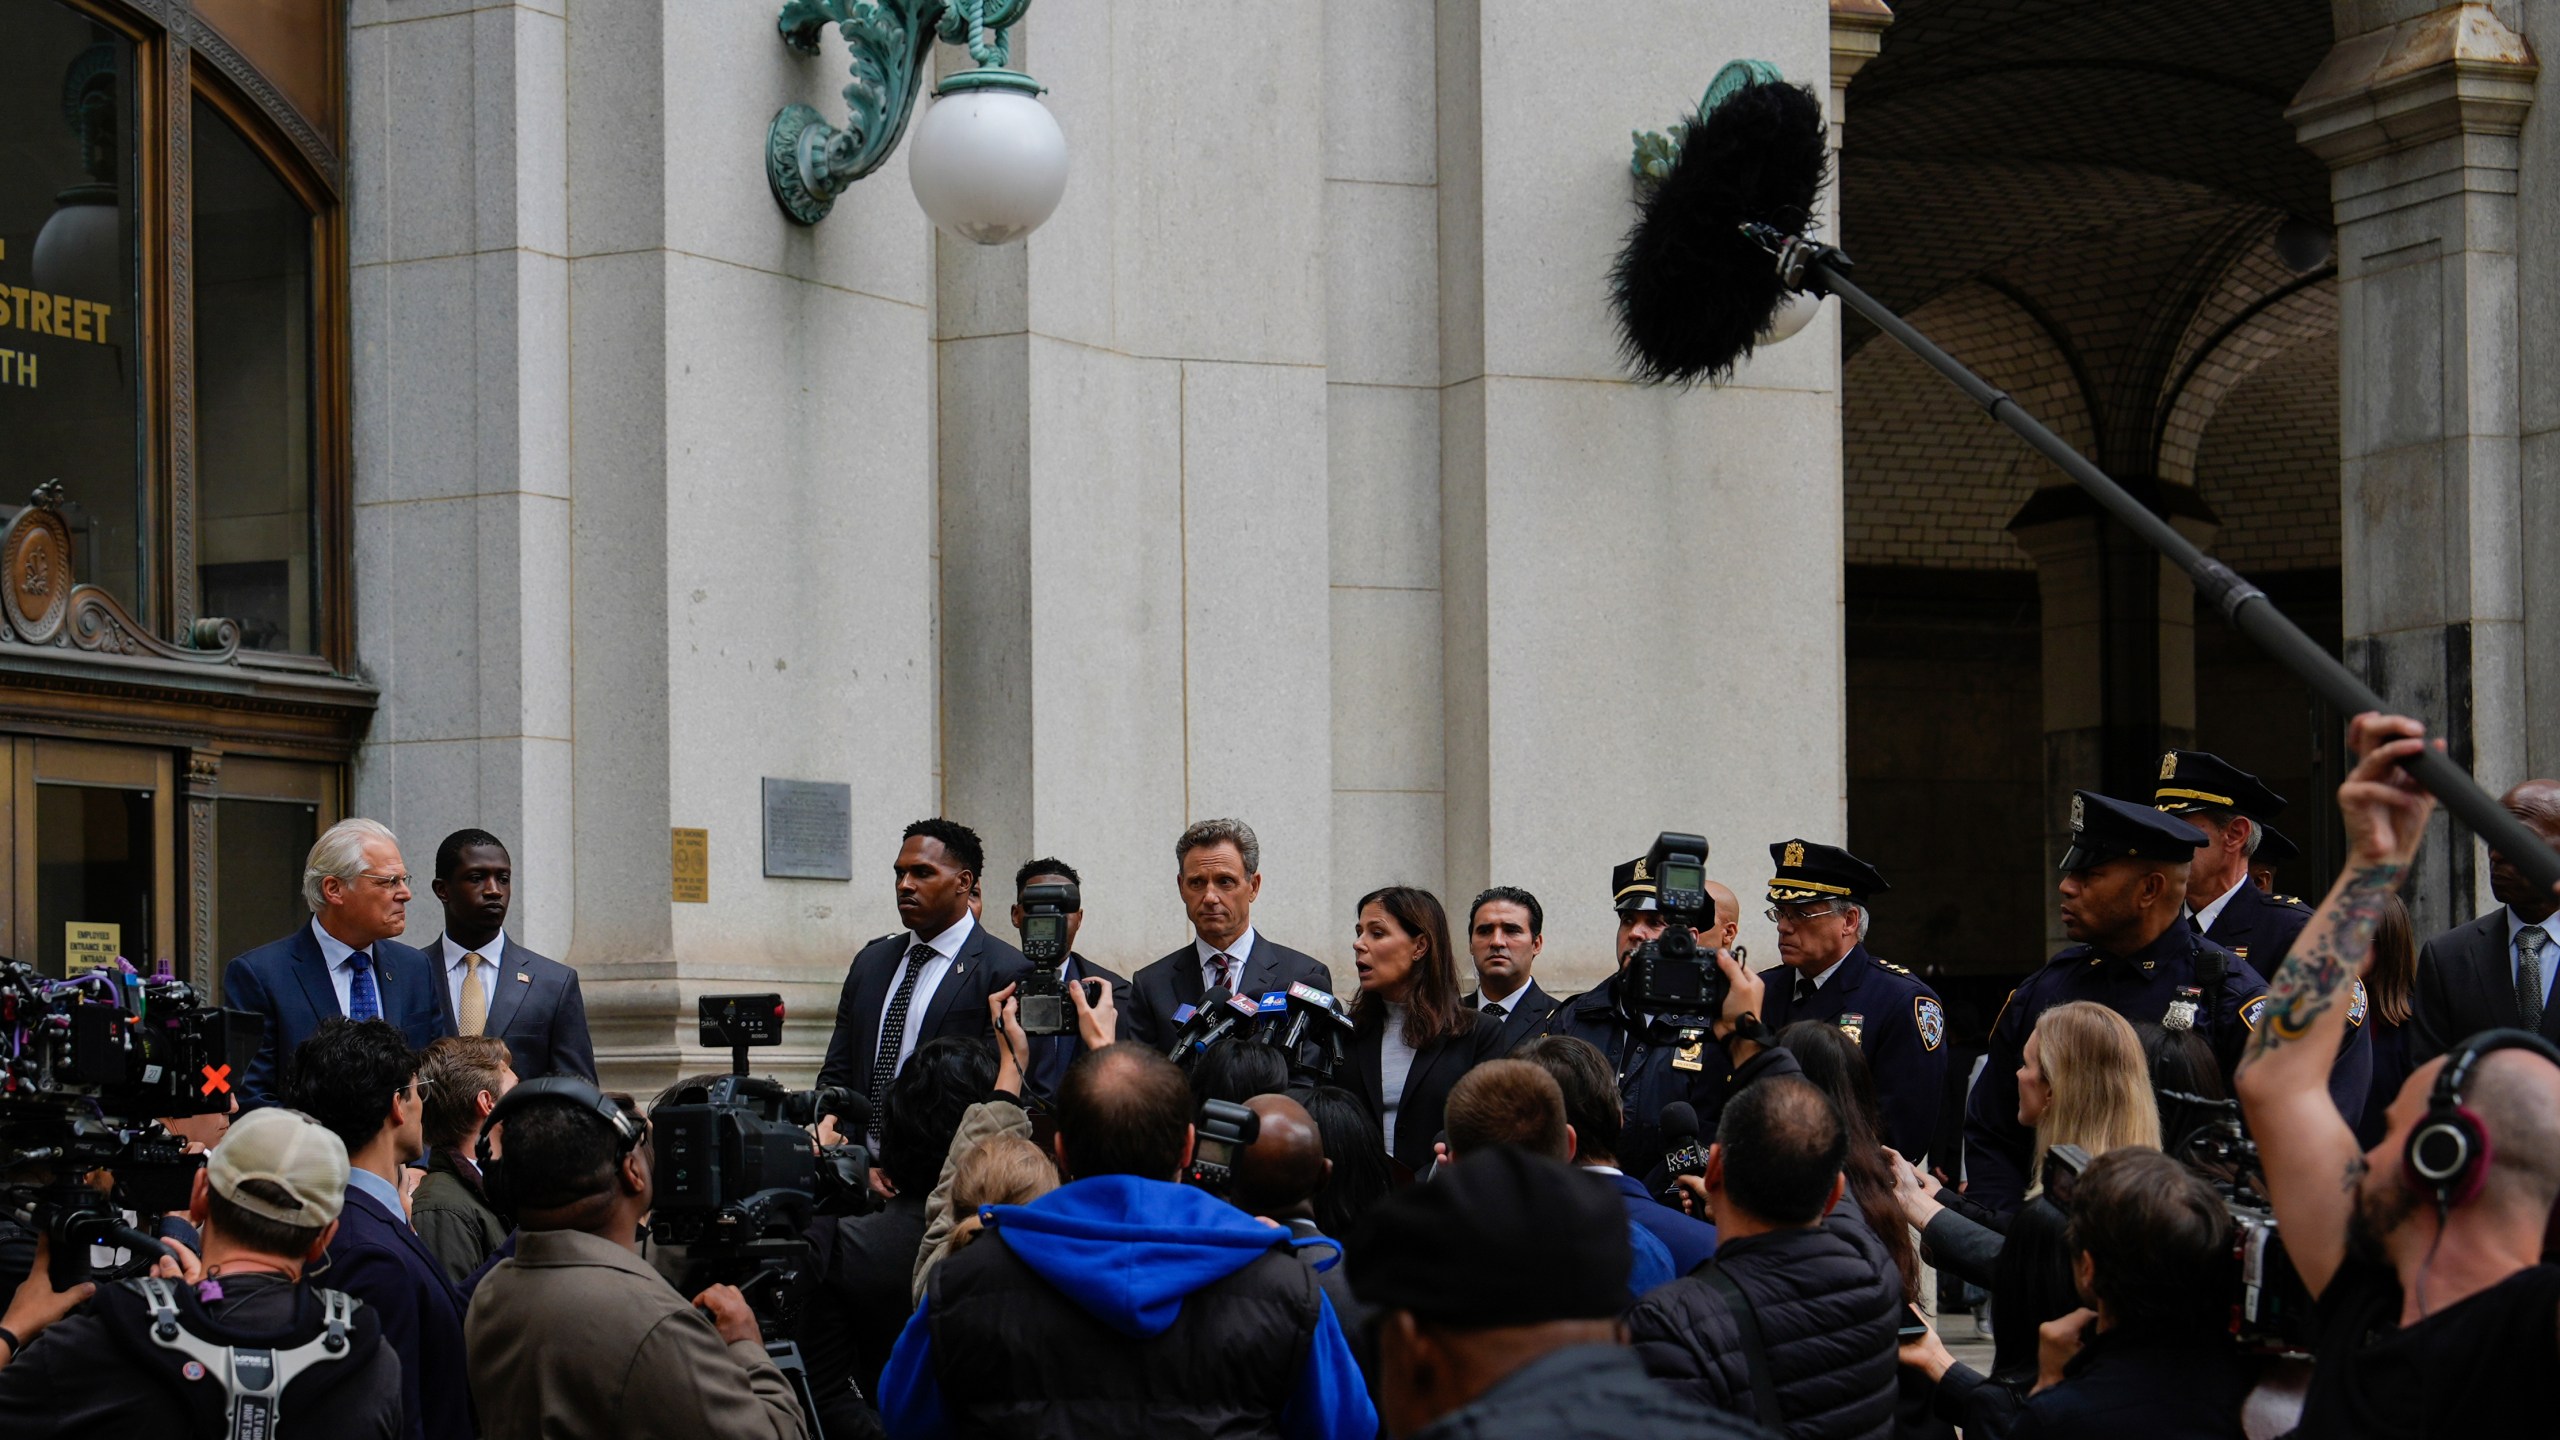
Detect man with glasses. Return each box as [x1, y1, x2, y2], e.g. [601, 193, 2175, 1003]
[286, 1017, 472, 1440]
[1753, 840, 1948, 1162]
[224, 817, 454, 1110]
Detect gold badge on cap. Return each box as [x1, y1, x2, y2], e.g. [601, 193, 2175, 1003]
[2160, 753, 2179, 781]
[1783, 840, 1806, 868]
[2070, 794, 2086, 831]
[1634, 858, 1651, 881]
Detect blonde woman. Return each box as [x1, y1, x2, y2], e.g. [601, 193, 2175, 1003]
[1891, 1001, 2162, 1433]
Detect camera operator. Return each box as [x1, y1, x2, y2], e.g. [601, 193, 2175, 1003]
[0, 1107, 403, 1436]
[286, 1018, 471, 1440]
[1009, 858, 1131, 1099]
[880, 1042, 1375, 1439]
[1541, 857, 1733, 1182]
[1903, 1147, 2256, 1440]
[412, 1035, 517, 1286]
[798, 1036, 992, 1436]
[467, 1083, 807, 1440]
[2235, 713, 2560, 1436]
[1348, 1145, 1772, 1440]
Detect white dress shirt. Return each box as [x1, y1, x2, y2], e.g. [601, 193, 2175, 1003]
[310, 919, 375, 1018]
[2192, 873, 2248, 935]
[1196, 927, 1260, 992]
[2506, 907, 2559, 1010]
[876, 912, 974, 1083]
[442, 931, 510, 1029]
[1380, 1001, 1417, 1152]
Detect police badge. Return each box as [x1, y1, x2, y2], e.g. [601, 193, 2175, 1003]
[1673, 1028, 1706, 1072]
[2070, 794, 2086, 831]
[1783, 840, 1806, 868]
[1838, 1013, 1865, 1046]
[2160, 753, 2178, 781]
[1914, 997, 1945, 1051]
[2163, 985, 2203, 1032]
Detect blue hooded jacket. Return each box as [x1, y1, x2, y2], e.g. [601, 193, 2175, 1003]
[880, 1174, 1377, 1439]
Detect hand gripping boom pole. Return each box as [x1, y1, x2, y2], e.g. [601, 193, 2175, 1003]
[1741, 223, 2560, 897]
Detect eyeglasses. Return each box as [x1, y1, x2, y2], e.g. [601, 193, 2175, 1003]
[357, 871, 413, 890]
[396, 1075, 435, 1103]
[1765, 903, 1849, 924]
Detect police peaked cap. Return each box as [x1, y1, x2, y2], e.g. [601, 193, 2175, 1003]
[2061, 791, 2208, 872]
[2153, 750, 2287, 823]
[1767, 839, 1889, 904]
[1611, 855, 1659, 914]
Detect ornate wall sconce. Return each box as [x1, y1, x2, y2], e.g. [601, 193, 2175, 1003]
[1629, 59, 1825, 345]
[766, 0, 1069, 243]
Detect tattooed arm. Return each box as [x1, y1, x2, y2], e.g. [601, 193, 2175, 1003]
[2235, 713, 2439, 1299]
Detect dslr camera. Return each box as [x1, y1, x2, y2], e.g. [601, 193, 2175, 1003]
[1014, 882, 1079, 1037]
[0, 955, 264, 1286]
[1630, 831, 1728, 1023]
[1185, 1099, 1261, 1196]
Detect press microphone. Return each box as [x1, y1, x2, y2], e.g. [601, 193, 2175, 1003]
[1164, 985, 1233, 1062]
[1658, 1102, 1709, 1199]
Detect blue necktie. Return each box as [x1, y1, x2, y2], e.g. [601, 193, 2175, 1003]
[347, 950, 380, 1022]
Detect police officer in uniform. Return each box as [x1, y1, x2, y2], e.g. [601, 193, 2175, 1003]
[1753, 840, 1949, 1163]
[1536, 856, 1727, 1183]
[2248, 822, 2299, 897]
[1961, 793, 2269, 1215]
[2155, 750, 2370, 1122]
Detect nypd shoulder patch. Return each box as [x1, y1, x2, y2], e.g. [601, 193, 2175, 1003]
[2348, 978, 2369, 1028]
[2240, 994, 2268, 1032]
[1915, 996, 1946, 1052]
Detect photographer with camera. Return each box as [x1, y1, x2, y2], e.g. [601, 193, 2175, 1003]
[1541, 850, 1736, 1183]
[0, 1107, 403, 1437]
[286, 1018, 471, 1440]
[2235, 713, 2560, 1436]
[798, 1036, 993, 1436]
[467, 1081, 808, 1440]
[880, 1041, 1375, 1439]
[1007, 858, 1131, 1099]
[1902, 1147, 2258, 1440]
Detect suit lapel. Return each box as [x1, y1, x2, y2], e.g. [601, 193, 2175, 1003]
[2469, 913, 2524, 1030]
[479, 935, 535, 1038]
[292, 926, 344, 1021]
[1173, 948, 1206, 1006]
[915, 925, 982, 1039]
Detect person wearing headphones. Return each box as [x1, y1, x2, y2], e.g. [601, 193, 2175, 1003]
[2236, 713, 2560, 1437]
[464, 1080, 808, 1440]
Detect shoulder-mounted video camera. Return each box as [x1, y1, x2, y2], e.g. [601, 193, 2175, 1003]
[2157, 1088, 2313, 1355]
[1631, 831, 1729, 1024]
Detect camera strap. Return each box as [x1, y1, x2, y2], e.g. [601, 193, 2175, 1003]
[130, 1276, 361, 1440]
[1699, 1261, 1785, 1430]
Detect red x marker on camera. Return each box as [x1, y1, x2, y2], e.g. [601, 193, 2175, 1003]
[201, 1064, 232, 1095]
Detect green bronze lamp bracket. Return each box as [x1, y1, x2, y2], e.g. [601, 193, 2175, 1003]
[1630, 58, 1787, 186]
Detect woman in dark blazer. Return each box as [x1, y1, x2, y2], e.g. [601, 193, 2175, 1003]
[1347, 885, 1503, 1177]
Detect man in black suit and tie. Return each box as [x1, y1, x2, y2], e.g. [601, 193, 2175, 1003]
[1125, 817, 1336, 1050]
[1462, 886, 1559, 1053]
[1008, 856, 1132, 1098]
[422, 829, 595, 1081]
[2411, 778, 2560, 1060]
[818, 819, 1030, 1137]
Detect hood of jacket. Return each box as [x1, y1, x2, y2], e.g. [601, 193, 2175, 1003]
[983, 1173, 1296, 1337]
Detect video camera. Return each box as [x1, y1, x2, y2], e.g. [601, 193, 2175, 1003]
[0, 954, 264, 1286]
[2159, 1088, 2314, 1355]
[1249, 983, 1356, 1089]
[1631, 831, 1728, 1023]
[1014, 882, 1079, 1037]
[1185, 1099, 1260, 1196]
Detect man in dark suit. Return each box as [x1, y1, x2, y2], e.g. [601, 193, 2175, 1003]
[2411, 777, 2560, 1060]
[817, 818, 1030, 1138]
[222, 818, 452, 1110]
[421, 828, 595, 1081]
[1125, 817, 1335, 1050]
[1462, 885, 1560, 1054]
[286, 1017, 473, 1440]
[1008, 856, 1132, 1099]
[1753, 839, 1948, 1162]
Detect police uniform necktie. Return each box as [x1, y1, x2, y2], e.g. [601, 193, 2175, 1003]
[460, 952, 488, 1036]
[871, 943, 934, 1118]
[2519, 925, 2549, 1032]
[347, 950, 380, 1022]
[1793, 974, 1815, 1009]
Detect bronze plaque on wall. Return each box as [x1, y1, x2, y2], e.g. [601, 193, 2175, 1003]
[671, 827, 709, 903]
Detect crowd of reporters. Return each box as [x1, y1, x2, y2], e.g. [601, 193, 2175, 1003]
[5, 717, 2560, 1438]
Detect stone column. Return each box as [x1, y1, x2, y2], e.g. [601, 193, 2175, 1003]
[2009, 486, 2217, 947]
[2288, 3, 2537, 935]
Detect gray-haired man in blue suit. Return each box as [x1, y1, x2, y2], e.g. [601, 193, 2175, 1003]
[420, 828, 595, 1081]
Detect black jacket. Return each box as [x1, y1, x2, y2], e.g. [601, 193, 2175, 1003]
[1465, 980, 1563, 1057]
[1415, 1343, 1778, 1440]
[798, 1192, 930, 1434]
[2006, 1329, 2257, 1440]
[1627, 1200, 1902, 1440]
[2411, 906, 2560, 1061]
[1351, 1006, 1506, 1175]
[1533, 972, 1729, 1183]
[1126, 932, 1335, 1051]
[817, 918, 1031, 1096]
[1026, 952, 1133, 1099]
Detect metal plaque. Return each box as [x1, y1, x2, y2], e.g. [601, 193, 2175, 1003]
[761, 778, 853, 881]
[671, 828, 710, 903]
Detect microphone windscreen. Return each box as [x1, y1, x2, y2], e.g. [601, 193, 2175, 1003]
[1609, 77, 1828, 387]
[1660, 1101, 1701, 1143]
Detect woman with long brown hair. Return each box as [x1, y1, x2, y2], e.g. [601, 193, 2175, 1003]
[1780, 1021, 1921, 1303]
[1346, 885, 1503, 1175]
[2355, 887, 2419, 1147]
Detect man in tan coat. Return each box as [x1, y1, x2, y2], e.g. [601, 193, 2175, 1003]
[466, 1084, 806, 1440]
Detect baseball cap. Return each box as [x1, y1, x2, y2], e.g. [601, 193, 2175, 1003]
[206, 1107, 352, 1227]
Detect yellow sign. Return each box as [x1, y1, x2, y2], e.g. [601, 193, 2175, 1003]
[65, 921, 120, 976]
[672, 827, 709, 903]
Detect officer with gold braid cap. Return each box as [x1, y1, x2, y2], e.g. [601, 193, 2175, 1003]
[1754, 839, 1948, 1163]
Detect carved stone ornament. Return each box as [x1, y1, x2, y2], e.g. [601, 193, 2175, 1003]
[1, 482, 241, 662]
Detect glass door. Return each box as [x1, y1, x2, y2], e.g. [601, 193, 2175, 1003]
[208, 756, 336, 997]
[0, 738, 175, 977]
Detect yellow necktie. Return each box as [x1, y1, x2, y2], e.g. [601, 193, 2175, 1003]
[461, 952, 488, 1035]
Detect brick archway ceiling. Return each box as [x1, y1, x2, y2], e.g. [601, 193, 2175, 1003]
[1839, 0, 2336, 495]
